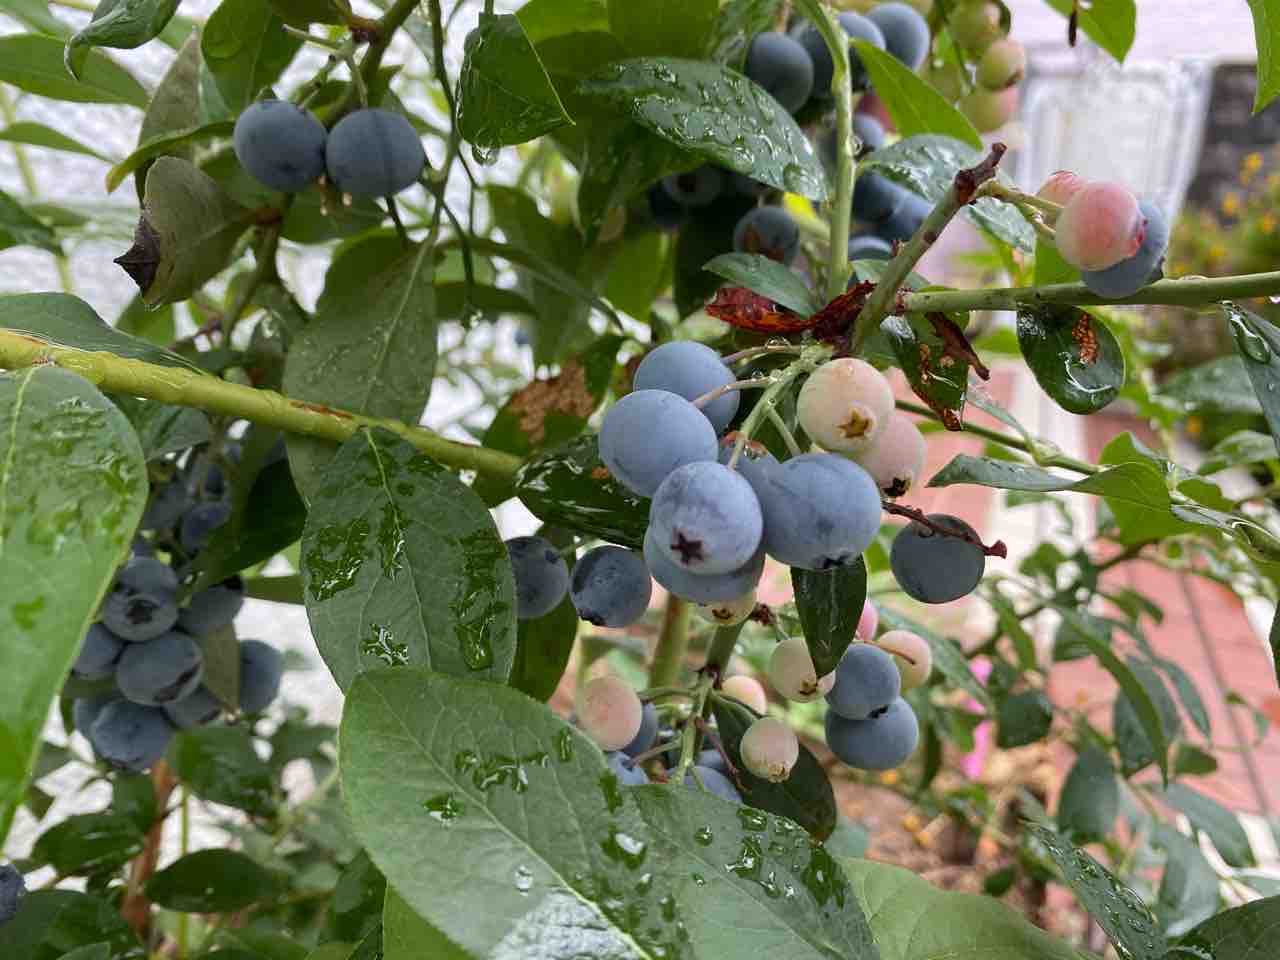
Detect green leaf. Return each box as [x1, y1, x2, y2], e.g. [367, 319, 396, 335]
[458, 13, 571, 150]
[1199, 429, 1278, 475]
[56, 944, 111, 960]
[824, 819, 869, 859]
[851, 40, 980, 149]
[112, 771, 157, 832]
[1016, 303, 1124, 414]
[65, 0, 180, 80]
[383, 888, 470, 960]
[283, 235, 437, 501]
[0, 0, 72, 36]
[1154, 657, 1211, 740]
[1056, 746, 1118, 843]
[31, 812, 145, 874]
[517, 0, 608, 42]
[605, 230, 670, 320]
[1158, 783, 1255, 868]
[1034, 235, 1077, 286]
[106, 121, 233, 194]
[673, 195, 753, 317]
[300, 429, 516, 690]
[434, 282, 535, 321]
[608, 0, 717, 59]
[707, 0, 785, 66]
[881, 313, 972, 429]
[1026, 824, 1166, 960]
[0, 33, 148, 107]
[147, 850, 282, 912]
[133, 30, 203, 197]
[515, 434, 651, 548]
[844, 857, 1081, 960]
[111, 395, 212, 461]
[580, 57, 828, 201]
[1172, 743, 1218, 777]
[860, 135, 1034, 252]
[197, 625, 240, 709]
[510, 592, 577, 702]
[114, 293, 174, 346]
[267, 0, 344, 26]
[0, 122, 111, 161]
[710, 694, 838, 841]
[704, 252, 821, 316]
[0, 189, 60, 254]
[1043, 0, 1135, 63]
[1158, 355, 1262, 415]
[201, 0, 301, 111]
[1151, 824, 1219, 938]
[0, 891, 139, 959]
[172, 725, 275, 815]
[1174, 894, 1280, 959]
[879, 607, 992, 711]
[1227, 303, 1280, 460]
[1247, 0, 1280, 111]
[791, 559, 867, 677]
[0, 367, 146, 845]
[994, 690, 1052, 748]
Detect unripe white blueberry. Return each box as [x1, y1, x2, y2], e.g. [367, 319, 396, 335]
[797, 358, 895, 456]
[722, 674, 769, 714]
[695, 590, 757, 627]
[1055, 181, 1145, 271]
[577, 676, 643, 751]
[767, 637, 836, 702]
[851, 410, 926, 498]
[877, 629, 933, 690]
[740, 717, 799, 782]
[1037, 170, 1087, 208]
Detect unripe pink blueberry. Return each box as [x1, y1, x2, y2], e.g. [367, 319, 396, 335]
[976, 39, 1026, 90]
[877, 629, 932, 690]
[1055, 181, 1145, 271]
[722, 674, 769, 714]
[767, 637, 835, 702]
[851, 410, 926, 498]
[740, 717, 799, 782]
[857, 598, 879, 641]
[577, 676, 643, 751]
[695, 590, 756, 627]
[1037, 170, 1087, 207]
[797, 358, 895, 456]
[959, 86, 1018, 133]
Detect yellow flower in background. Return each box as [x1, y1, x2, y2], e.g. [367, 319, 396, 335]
[1208, 243, 1228, 262]
[1241, 151, 1264, 184]
[1221, 191, 1242, 216]
[1262, 214, 1277, 236]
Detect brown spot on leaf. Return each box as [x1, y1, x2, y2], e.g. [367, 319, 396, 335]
[508, 362, 597, 446]
[926, 312, 990, 380]
[114, 216, 160, 294]
[292, 400, 354, 418]
[1071, 311, 1100, 364]
[706, 287, 815, 334]
[590, 466, 611, 481]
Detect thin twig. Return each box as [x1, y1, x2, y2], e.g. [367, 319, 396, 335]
[882, 499, 1008, 558]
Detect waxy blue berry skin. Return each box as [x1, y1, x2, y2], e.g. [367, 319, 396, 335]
[661, 166, 723, 208]
[163, 686, 224, 729]
[72, 623, 127, 680]
[239, 639, 284, 714]
[744, 32, 815, 113]
[90, 701, 176, 772]
[101, 557, 179, 642]
[571, 546, 652, 628]
[506, 536, 570, 620]
[599, 390, 718, 498]
[606, 751, 649, 785]
[649, 461, 764, 575]
[890, 513, 986, 603]
[867, 2, 931, 70]
[116, 630, 204, 706]
[326, 108, 425, 198]
[796, 13, 885, 99]
[1081, 200, 1171, 299]
[732, 206, 801, 267]
[755, 453, 881, 571]
[233, 100, 327, 193]
[848, 233, 894, 263]
[825, 643, 902, 720]
[0, 861, 25, 925]
[825, 697, 919, 770]
[633, 341, 740, 434]
[643, 527, 765, 604]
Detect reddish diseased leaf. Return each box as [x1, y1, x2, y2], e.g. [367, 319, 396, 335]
[926, 312, 990, 380]
[811, 282, 874, 348]
[705, 286, 816, 334]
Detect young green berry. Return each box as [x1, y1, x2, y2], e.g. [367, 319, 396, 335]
[877, 629, 932, 690]
[857, 598, 879, 640]
[798, 358, 895, 455]
[890, 514, 986, 603]
[578, 675, 643, 751]
[825, 697, 919, 770]
[767, 637, 835, 702]
[1037, 170, 1087, 207]
[722, 674, 768, 714]
[959, 86, 1018, 133]
[1055, 181, 1145, 271]
[740, 717, 799, 782]
[695, 590, 757, 628]
[950, 0, 1004, 55]
[976, 38, 1026, 90]
[852, 409, 926, 497]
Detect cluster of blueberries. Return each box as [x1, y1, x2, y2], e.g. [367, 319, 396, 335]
[233, 101, 426, 197]
[69, 444, 283, 773]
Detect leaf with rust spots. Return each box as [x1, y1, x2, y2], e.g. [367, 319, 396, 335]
[811, 283, 873, 349]
[926, 311, 990, 380]
[705, 286, 816, 334]
[507, 362, 596, 446]
[1071, 311, 1100, 364]
[1017, 304, 1124, 415]
[883, 314, 970, 430]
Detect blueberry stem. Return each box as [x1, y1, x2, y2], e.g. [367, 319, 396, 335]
[720, 343, 804, 365]
[764, 405, 803, 457]
[881, 498, 1008, 558]
[650, 596, 692, 689]
[691, 378, 774, 410]
[638, 685, 695, 703]
[727, 351, 825, 467]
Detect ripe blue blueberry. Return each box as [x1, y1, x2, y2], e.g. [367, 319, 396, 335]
[90, 700, 175, 772]
[825, 697, 919, 770]
[718, 436, 779, 500]
[647, 183, 688, 230]
[696, 747, 729, 775]
[796, 13, 885, 98]
[506, 536, 570, 620]
[744, 32, 815, 113]
[634, 341, 740, 434]
[571, 546, 652, 628]
[101, 556, 179, 642]
[649, 461, 764, 575]
[0, 862, 25, 926]
[326, 108, 426, 197]
[239, 639, 284, 714]
[728, 173, 769, 198]
[683, 764, 742, 803]
[732, 206, 800, 266]
[848, 233, 894, 262]
[643, 527, 765, 604]
[606, 751, 650, 786]
[621, 701, 659, 758]
[116, 630, 204, 706]
[755, 453, 881, 570]
[890, 514, 985, 603]
[825, 643, 902, 719]
[178, 577, 245, 637]
[233, 100, 327, 193]
[187, 442, 240, 500]
[661, 166, 723, 208]
[73, 694, 119, 740]
[599, 390, 718, 498]
[72, 623, 127, 680]
[1080, 200, 1171, 299]
[141, 479, 190, 532]
[866, 2, 931, 70]
[878, 190, 931, 243]
[163, 685, 224, 729]
[852, 172, 909, 224]
[180, 501, 232, 555]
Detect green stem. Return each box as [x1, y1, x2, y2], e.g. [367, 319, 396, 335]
[335, 0, 423, 118]
[0, 330, 524, 479]
[176, 787, 190, 959]
[900, 270, 1280, 314]
[638, 685, 695, 703]
[729, 348, 828, 466]
[670, 623, 745, 789]
[650, 596, 692, 688]
[222, 222, 281, 339]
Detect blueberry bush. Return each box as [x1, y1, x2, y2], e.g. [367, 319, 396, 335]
[2, 0, 1280, 957]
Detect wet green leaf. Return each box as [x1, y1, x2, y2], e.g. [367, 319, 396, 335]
[0, 0, 72, 36]
[1227, 303, 1280, 460]
[201, 0, 301, 111]
[65, 0, 180, 80]
[1173, 893, 1280, 959]
[0, 367, 146, 845]
[0, 891, 140, 959]
[707, 0, 784, 67]
[267, 0, 344, 26]
[1043, 0, 1135, 63]
[515, 434, 651, 549]
[1157, 783, 1255, 868]
[283, 234, 436, 501]
[0, 188, 60, 254]
[0, 122, 112, 161]
[994, 690, 1052, 748]
[1056, 746, 1118, 843]
[881, 312, 971, 429]
[31, 812, 145, 874]
[172, 725, 275, 815]
[1157, 355, 1262, 415]
[580, 57, 827, 201]
[147, 850, 282, 912]
[458, 13, 571, 150]
[0, 33, 148, 107]
[791, 558, 867, 677]
[1247, 0, 1280, 111]
[1199, 429, 1277, 474]
[608, 0, 717, 59]
[111, 395, 211, 460]
[510, 592, 577, 703]
[1151, 825, 1221, 938]
[1016, 303, 1125, 414]
[852, 40, 980, 148]
[300, 429, 516, 690]
[517, 0, 608, 42]
[879, 607, 992, 711]
[704, 252, 821, 316]
[106, 121, 233, 193]
[383, 888, 470, 960]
